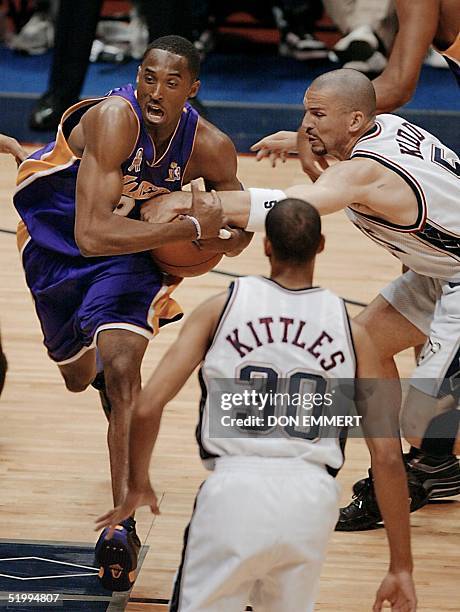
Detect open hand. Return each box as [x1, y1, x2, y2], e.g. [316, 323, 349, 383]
[250, 131, 298, 167]
[373, 571, 417, 612]
[0, 134, 27, 164]
[95, 486, 160, 539]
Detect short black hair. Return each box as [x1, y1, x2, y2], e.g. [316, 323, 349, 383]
[265, 198, 321, 263]
[142, 35, 200, 81]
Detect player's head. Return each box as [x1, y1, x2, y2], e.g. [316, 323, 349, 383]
[264, 199, 324, 267]
[302, 69, 376, 158]
[137, 36, 201, 129]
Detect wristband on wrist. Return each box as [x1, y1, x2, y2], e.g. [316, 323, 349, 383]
[247, 188, 287, 232]
[184, 215, 202, 240]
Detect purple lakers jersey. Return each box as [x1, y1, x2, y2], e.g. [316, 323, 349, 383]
[14, 84, 199, 257]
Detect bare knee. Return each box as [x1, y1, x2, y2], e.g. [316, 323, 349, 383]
[355, 295, 425, 359]
[59, 349, 96, 393]
[61, 371, 92, 393]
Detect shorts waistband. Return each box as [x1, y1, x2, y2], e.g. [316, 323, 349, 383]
[213, 455, 326, 475]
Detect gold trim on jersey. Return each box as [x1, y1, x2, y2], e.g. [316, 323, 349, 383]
[181, 116, 199, 187]
[147, 106, 190, 168]
[16, 98, 103, 188]
[147, 279, 183, 335]
[16, 220, 30, 253]
[16, 95, 142, 191]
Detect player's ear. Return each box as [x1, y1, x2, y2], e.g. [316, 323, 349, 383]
[189, 80, 201, 99]
[349, 111, 365, 133]
[264, 236, 272, 258]
[317, 234, 325, 254]
[136, 66, 141, 86]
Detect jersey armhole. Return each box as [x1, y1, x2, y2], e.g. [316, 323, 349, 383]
[350, 151, 427, 231]
[206, 280, 239, 353]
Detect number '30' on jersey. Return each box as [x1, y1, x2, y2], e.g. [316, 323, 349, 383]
[197, 276, 357, 472]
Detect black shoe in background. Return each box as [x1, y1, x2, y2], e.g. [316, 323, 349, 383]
[352, 448, 460, 500]
[336, 466, 429, 532]
[29, 91, 77, 131]
[408, 451, 460, 499]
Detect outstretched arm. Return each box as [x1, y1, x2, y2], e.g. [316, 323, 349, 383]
[95, 292, 227, 532]
[352, 321, 417, 612]
[373, 0, 440, 112]
[148, 158, 371, 231]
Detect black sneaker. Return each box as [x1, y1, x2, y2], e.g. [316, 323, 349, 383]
[336, 468, 429, 532]
[408, 452, 460, 499]
[29, 91, 77, 131]
[91, 371, 112, 420]
[352, 449, 421, 496]
[353, 449, 460, 500]
[95, 517, 141, 592]
[336, 469, 383, 532]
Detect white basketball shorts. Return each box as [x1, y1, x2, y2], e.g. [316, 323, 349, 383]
[380, 270, 460, 397]
[169, 456, 340, 612]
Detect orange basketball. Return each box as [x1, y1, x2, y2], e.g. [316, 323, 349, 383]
[151, 241, 223, 277]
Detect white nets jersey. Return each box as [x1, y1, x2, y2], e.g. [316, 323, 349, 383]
[197, 276, 356, 473]
[346, 114, 460, 280]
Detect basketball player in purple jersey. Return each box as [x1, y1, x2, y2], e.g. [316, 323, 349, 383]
[13, 36, 246, 591]
[0, 134, 26, 395]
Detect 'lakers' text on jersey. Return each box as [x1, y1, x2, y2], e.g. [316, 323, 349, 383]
[198, 276, 356, 473]
[346, 114, 460, 281]
[13, 84, 198, 257]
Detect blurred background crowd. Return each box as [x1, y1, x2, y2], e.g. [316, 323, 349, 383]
[0, 0, 449, 132]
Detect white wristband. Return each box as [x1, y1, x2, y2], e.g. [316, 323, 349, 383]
[247, 188, 287, 232]
[185, 215, 201, 240]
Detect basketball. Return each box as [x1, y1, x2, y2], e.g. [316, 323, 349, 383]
[151, 241, 223, 277]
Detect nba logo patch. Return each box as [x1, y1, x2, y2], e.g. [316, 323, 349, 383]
[165, 161, 181, 182]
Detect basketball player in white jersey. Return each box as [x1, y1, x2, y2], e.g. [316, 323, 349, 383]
[142, 68, 460, 531]
[97, 199, 416, 612]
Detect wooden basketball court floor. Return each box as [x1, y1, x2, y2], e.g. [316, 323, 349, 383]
[0, 153, 458, 611]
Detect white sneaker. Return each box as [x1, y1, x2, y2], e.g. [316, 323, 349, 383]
[194, 29, 215, 61]
[343, 50, 387, 75]
[10, 13, 54, 55]
[424, 47, 449, 69]
[333, 25, 379, 64]
[279, 32, 328, 61]
[128, 8, 148, 60]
